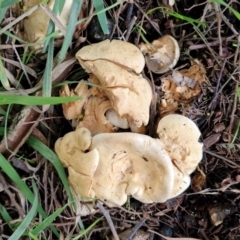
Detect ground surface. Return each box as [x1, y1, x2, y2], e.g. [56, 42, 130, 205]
[0, 1, 240, 239]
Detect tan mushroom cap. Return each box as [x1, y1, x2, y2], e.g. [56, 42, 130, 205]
[140, 35, 180, 74]
[60, 81, 90, 120]
[80, 59, 152, 127]
[157, 114, 203, 175]
[92, 131, 174, 205]
[55, 128, 99, 198]
[55, 127, 175, 206]
[76, 39, 145, 74]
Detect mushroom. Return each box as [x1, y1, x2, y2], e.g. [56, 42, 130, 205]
[105, 109, 129, 129]
[15, 0, 73, 51]
[76, 96, 117, 135]
[139, 35, 180, 74]
[55, 128, 98, 198]
[76, 58, 152, 128]
[75, 40, 153, 129]
[76, 39, 145, 74]
[60, 80, 90, 120]
[105, 108, 146, 134]
[55, 114, 203, 206]
[55, 127, 174, 206]
[155, 114, 203, 198]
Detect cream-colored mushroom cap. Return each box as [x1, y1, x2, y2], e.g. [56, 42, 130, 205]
[55, 127, 175, 206]
[76, 39, 145, 74]
[80, 60, 152, 127]
[140, 35, 180, 74]
[55, 128, 99, 198]
[157, 114, 203, 175]
[90, 132, 174, 205]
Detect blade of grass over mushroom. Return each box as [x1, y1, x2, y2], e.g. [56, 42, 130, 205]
[209, 0, 240, 20]
[0, 154, 59, 237]
[42, 0, 65, 52]
[8, 180, 38, 240]
[58, 0, 83, 64]
[30, 202, 71, 236]
[0, 4, 39, 35]
[0, 95, 82, 105]
[27, 136, 74, 204]
[92, 0, 109, 34]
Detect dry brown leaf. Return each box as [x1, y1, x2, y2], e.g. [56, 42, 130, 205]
[191, 167, 206, 192]
[203, 133, 221, 149]
[160, 61, 206, 115]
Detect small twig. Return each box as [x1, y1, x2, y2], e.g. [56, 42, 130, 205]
[125, 16, 137, 41]
[0, 5, 39, 35]
[184, 1, 207, 11]
[134, 2, 161, 35]
[204, 150, 240, 168]
[233, 35, 240, 66]
[209, 58, 227, 111]
[228, 77, 239, 142]
[125, 1, 134, 25]
[11, 42, 32, 87]
[97, 201, 120, 240]
[213, 2, 223, 57]
[126, 218, 146, 240]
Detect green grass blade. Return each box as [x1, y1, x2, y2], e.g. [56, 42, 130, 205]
[0, 95, 81, 105]
[27, 136, 86, 233]
[146, 7, 206, 27]
[92, 0, 109, 34]
[30, 202, 70, 236]
[58, 0, 65, 13]
[209, 0, 240, 20]
[9, 180, 38, 240]
[58, 0, 83, 63]
[0, 203, 13, 230]
[0, 0, 19, 8]
[0, 127, 3, 135]
[0, 154, 59, 237]
[0, 54, 12, 90]
[0, 6, 8, 22]
[27, 136, 74, 203]
[42, 0, 60, 52]
[42, 37, 54, 97]
[72, 216, 104, 240]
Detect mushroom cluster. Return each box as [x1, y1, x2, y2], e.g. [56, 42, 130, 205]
[55, 114, 203, 206]
[61, 40, 153, 135]
[56, 38, 203, 207]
